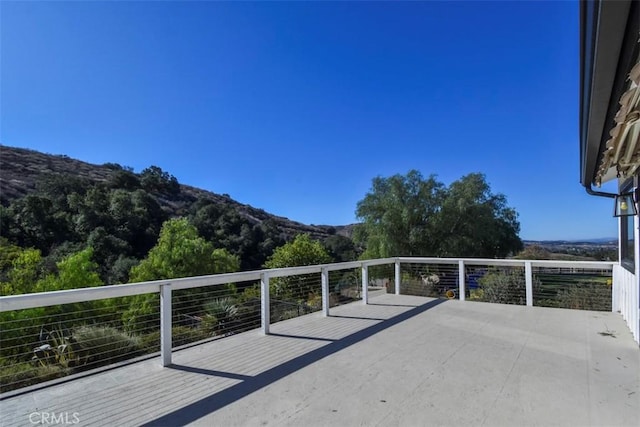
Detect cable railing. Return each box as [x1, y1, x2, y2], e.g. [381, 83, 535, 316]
[0, 257, 618, 394]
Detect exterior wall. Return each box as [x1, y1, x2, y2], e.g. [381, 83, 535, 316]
[613, 264, 639, 344]
[614, 175, 639, 345]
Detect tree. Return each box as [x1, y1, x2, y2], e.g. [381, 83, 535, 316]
[355, 170, 522, 258]
[355, 170, 444, 258]
[513, 245, 552, 260]
[34, 248, 102, 293]
[264, 234, 332, 299]
[140, 166, 180, 195]
[433, 173, 523, 258]
[123, 217, 239, 331]
[1, 247, 43, 295]
[323, 235, 358, 262]
[129, 218, 239, 282]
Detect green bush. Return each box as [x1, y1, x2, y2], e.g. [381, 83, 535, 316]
[557, 283, 611, 311]
[204, 298, 238, 335]
[0, 361, 69, 393]
[139, 326, 211, 352]
[472, 269, 540, 305]
[72, 325, 141, 369]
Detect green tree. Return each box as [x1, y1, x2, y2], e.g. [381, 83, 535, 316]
[355, 170, 522, 258]
[433, 173, 522, 258]
[123, 218, 239, 332]
[264, 234, 332, 299]
[323, 235, 358, 262]
[0, 238, 25, 282]
[129, 218, 239, 282]
[513, 245, 552, 260]
[1, 247, 43, 295]
[34, 248, 102, 293]
[140, 166, 180, 195]
[355, 170, 444, 258]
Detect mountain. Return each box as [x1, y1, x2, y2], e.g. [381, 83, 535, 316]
[0, 145, 348, 241]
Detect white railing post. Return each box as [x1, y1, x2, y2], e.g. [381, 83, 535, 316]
[525, 261, 533, 307]
[321, 267, 330, 316]
[160, 284, 172, 367]
[362, 264, 369, 304]
[458, 260, 466, 301]
[394, 259, 401, 295]
[261, 273, 270, 334]
[612, 266, 619, 313]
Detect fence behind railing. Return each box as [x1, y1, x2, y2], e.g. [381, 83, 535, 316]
[0, 257, 617, 394]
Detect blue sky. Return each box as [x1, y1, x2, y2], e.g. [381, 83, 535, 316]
[1, 1, 618, 240]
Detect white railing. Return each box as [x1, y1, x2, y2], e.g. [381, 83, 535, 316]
[613, 264, 639, 344]
[0, 257, 619, 371]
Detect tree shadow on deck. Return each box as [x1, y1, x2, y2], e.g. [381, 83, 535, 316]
[142, 298, 446, 426]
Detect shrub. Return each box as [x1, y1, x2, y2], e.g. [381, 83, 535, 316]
[472, 268, 540, 305]
[0, 361, 69, 393]
[557, 283, 611, 311]
[72, 326, 141, 369]
[31, 325, 78, 369]
[139, 326, 211, 352]
[204, 298, 238, 335]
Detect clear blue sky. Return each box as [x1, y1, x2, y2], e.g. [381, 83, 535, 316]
[1, 1, 618, 241]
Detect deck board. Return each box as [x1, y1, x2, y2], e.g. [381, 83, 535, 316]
[1, 294, 638, 426]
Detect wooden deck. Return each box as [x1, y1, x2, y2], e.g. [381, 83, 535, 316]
[2, 294, 639, 426]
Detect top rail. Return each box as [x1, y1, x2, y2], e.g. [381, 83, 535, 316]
[0, 257, 615, 312]
[397, 257, 615, 270]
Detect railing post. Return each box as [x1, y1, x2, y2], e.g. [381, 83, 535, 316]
[321, 267, 330, 316]
[261, 273, 270, 334]
[525, 261, 533, 307]
[611, 266, 619, 313]
[394, 259, 401, 295]
[458, 260, 466, 301]
[160, 283, 172, 367]
[361, 264, 369, 304]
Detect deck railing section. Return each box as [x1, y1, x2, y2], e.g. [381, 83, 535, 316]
[613, 264, 639, 343]
[0, 257, 618, 393]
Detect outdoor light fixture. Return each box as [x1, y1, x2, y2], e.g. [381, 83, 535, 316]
[613, 191, 638, 217]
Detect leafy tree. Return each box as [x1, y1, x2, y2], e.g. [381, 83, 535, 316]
[140, 166, 180, 195]
[323, 235, 358, 262]
[264, 234, 332, 299]
[107, 169, 141, 190]
[87, 227, 132, 283]
[513, 245, 552, 260]
[264, 234, 332, 270]
[433, 173, 522, 258]
[355, 170, 444, 258]
[1, 247, 43, 295]
[34, 248, 102, 293]
[355, 170, 522, 258]
[123, 218, 239, 332]
[0, 238, 24, 282]
[5, 195, 72, 253]
[108, 189, 166, 258]
[129, 218, 239, 282]
[189, 199, 285, 270]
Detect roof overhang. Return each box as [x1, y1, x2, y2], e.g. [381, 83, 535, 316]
[579, 0, 639, 189]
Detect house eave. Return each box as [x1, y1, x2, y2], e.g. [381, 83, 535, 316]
[579, 0, 638, 188]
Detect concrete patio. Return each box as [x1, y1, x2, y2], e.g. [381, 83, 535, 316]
[1, 293, 638, 426]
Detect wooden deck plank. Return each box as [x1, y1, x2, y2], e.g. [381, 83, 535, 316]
[1, 294, 638, 427]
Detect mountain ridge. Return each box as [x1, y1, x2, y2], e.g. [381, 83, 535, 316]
[0, 145, 354, 240]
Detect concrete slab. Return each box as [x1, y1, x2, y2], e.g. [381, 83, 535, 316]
[1, 294, 638, 427]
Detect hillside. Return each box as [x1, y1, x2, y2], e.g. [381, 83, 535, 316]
[0, 145, 349, 241]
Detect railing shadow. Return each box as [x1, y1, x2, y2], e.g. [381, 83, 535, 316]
[141, 298, 446, 426]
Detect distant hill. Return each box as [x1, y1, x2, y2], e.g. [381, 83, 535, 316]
[0, 145, 349, 241]
[523, 239, 617, 246]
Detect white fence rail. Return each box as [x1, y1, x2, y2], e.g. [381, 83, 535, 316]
[613, 264, 639, 344]
[0, 257, 621, 376]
